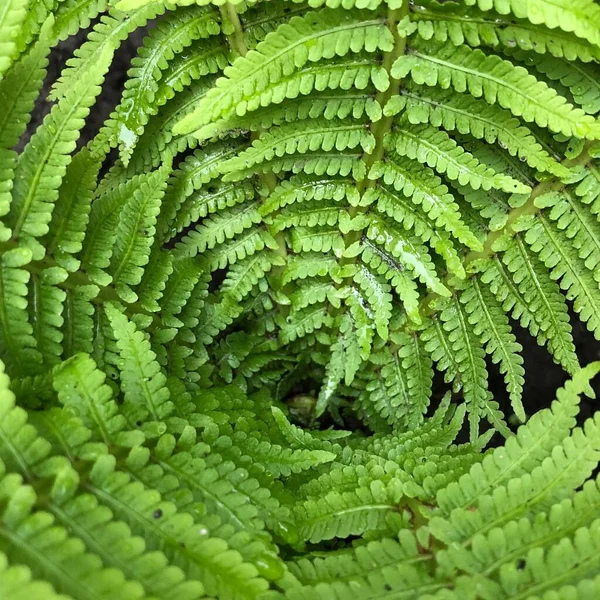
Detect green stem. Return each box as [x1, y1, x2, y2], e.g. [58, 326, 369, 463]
[355, 6, 408, 198]
[340, 3, 409, 259]
[220, 3, 248, 58]
[219, 2, 283, 236]
[464, 143, 595, 266]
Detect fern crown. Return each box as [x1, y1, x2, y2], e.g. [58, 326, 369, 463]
[1, 0, 600, 596]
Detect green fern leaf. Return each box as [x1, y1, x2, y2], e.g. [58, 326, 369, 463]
[0, 17, 52, 242]
[175, 8, 394, 139]
[392, 40, 600, 139]
[487, 235, 580, 374]
[294, 479, 405, 543]
[50, 4, 163, 102]
[464, 0, 600, 49]
[391, 124, 531, 194]
[401, 3, 600, 62]
[0, 0, 29, 79]
[367, 152, 482, 251]
[45, 147, 101, 273]
[423, 295, 509, 439]
[114, 6, 222, 164]
[108, 160, 171, 303]
[222, 119, 375, 181]
[105, 304, 173, 421]
[523, 192, 600, 337]
[53, 353, 131, 445]
[7, 48, 112, 260]
[0, 248, 42, 375]
[386, 87, 570, 178]
[459, 277, 525, 421]
[436, 362, 600, 513]
[0, 553, 69, 600]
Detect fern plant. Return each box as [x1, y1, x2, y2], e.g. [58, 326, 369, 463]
[1, 0, 600, 597]
[2, 0, 600, 434]
[1, 337, 600, 598]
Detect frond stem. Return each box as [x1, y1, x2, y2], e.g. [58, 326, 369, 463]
[220, 2, 285, 269]
[342, 2, 409, 254]
[465, 143, 596, 265]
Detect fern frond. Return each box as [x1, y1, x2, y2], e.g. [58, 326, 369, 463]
[1, 3, 600, 596]
[0, 470, 148, 599]
[203, 227, 278, 271]
[62, 284, 99, 358]
[288, 530, 423, 585]
[157, 140, 245, 239]
[391, 124, 530, 194]
[0, 248, 41, 375]
[438, 476, 600, 581]
[45, 147, 101, 273]
[175, 8, 394, 139]
[58, 430, 268, 599]
[0, 553, 68, 600]
[392, 40, 600, 139]
[0, 0, 29, 80]
[0, 17, 52, 242]
[280, 304, 335, 344]
[176, 201, 262, 258]
[270, 200, 352, 235]
[50, 4, 163, 101]
[402, 2, 600, 62]
[262, 174, 360, 215]
[81, 167, 165, 288]
[365, 332, 433, 429]
[291, 225, 346, 257]
[8, 48, 112, 260]
[357, 215, 450, 297]
[53, 0, 111, 41]
[358, 239, 422, 324]
[105, 304, 173, 421]
[108, 160, 171, 303]
[516, 52, 600, 115]
[459, 277, 525, 420]
[486, 235, 580, 374]
[436, 362, 600, 513]
[386, 87, 570, 177]
[29, 267, 68, 368]
[575, 162, 600, 214]
[53, 353, 129, 444]
[352, 264, 393, 339]
[222, 119, 375, 181]
[464, 0, 600, 49]
[282, 252, 341, 285]
[220, 252, 284, 304]
[518, 202, 600, 341]
[423, 295, 509, 439]
[367, 152, 482, 251]
[114, 6, 222, 164]
[366, 184, 465, 277]
[433, 421, 600, 551]
[224, 433, 336, 477]
[294, 479, 405, 543]
[173, 181, 256, 241]
[202, 58, 386, 135]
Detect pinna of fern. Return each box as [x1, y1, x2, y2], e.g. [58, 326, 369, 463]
[1, 0, 600, 438]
